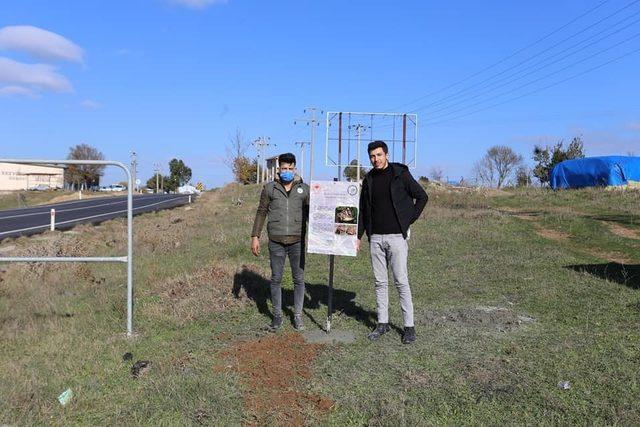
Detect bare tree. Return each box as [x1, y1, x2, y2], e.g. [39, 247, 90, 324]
[428, 166, 445, 182]
[474, 145, 522, 188]
[65, 143, 105, 190]
[224, 128, 258, 184]
[472, 157, 495, 187]
[225, 128, 248, 178]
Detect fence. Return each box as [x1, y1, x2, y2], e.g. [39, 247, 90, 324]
[0, 159, 135, 336]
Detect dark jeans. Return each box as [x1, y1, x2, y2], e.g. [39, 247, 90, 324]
[268, 240, 305, 317]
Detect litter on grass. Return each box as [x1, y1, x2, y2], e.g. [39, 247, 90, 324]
[57, 388, 73, 406]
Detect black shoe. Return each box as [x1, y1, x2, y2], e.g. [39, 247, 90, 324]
[402, 326, 416, 344]
[367, 323, 390, 341]
[267, 315, 282, 331]
[293, 315, 305, 331]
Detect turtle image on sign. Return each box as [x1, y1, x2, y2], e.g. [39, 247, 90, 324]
[307, 181, 360, 257]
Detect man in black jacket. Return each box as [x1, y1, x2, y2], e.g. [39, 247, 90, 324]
[357, 140, 428, 344]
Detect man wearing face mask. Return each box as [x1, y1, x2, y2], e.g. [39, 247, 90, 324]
[251, 153, 310, 331]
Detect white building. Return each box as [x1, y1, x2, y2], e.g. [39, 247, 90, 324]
[0, 162, 65, 191]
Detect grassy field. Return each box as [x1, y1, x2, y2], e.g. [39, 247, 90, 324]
[0, 190, 75, 210]
[1, 183, 639, 425]
[0, 190, 124, 211]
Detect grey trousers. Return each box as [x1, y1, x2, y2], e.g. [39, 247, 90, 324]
[268, 240, 305, 317]
[369, 233, 414, 327]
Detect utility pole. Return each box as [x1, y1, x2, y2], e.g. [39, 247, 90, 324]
[154, 162, 160, 193]
[294, 107, 321, 182]
[130, 151, 138, 193]
[253, 136, 273, 184]
[295, 141, 310, 180]
[348, 124, 369, 182]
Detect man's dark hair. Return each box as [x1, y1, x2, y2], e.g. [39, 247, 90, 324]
[278, 152, 296, 165]
[367, 140, 388, 154]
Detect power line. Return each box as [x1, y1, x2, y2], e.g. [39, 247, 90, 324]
[419, 13, 640, 118]
[411, 0, 640, 114]
[388, 0, 614, 112]
[422, 31, 640, 123]
[424, 44, 640, 126]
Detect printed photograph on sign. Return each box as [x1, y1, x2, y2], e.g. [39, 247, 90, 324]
[335, 206, 358, 224]
[335, 224, 357, 235]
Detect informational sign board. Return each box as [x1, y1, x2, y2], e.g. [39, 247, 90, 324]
[307, 180, 360, 257]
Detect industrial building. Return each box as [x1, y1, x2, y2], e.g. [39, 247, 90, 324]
[0, 162, 65, 191]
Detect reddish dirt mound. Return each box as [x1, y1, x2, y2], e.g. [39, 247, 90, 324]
[219, 332, 333, 426]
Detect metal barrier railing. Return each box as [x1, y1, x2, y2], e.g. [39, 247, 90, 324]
[0, 159, 135, 336]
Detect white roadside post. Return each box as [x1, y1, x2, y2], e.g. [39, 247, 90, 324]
[50, 209, 55, 231]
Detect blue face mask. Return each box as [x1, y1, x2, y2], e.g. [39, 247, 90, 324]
[279, 170, 294, 183]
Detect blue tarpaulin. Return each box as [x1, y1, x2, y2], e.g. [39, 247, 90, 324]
[550, 156, 640, 189]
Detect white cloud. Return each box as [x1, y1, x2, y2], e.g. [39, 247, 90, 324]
[80, 99, 102, 110]
[0, 25, 83, 63]
[628, 122, 640, 132]
[0, 85, 39, 98]
[169, 0, 228, 9]
[0, 56, 73, 93]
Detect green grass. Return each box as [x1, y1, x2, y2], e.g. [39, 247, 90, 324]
[1, 184, 639, 425]
[0, 190, 75, 210]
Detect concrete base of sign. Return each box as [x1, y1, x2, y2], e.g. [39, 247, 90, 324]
[303, 329, 356, 344]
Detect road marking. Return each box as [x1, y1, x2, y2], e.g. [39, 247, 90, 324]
[0, 196, 189, 237]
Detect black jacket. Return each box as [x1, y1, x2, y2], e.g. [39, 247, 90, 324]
[357, 163, 428, 239]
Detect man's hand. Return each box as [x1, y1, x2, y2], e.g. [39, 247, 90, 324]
[251, 236, 260, 256]
[356, 238, 361, 253]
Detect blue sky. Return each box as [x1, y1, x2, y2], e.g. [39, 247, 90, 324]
[1, 0, 639, 187]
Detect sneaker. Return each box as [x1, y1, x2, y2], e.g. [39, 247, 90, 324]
[293, 315, 305, 331]
[402, 326, 416, 344]
[267, 315, 283, 331]
[367, 323, 390, 341]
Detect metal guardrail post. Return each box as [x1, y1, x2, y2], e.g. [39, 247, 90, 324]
[0, 159, 135, 337]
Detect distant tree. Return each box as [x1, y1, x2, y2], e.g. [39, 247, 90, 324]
[163, 175, 177, 192]
[428, 166, 445, 182]
[65, 143, 105, 190]
[516, 166, 532, 187]
[343, 159, 367, 182]
[418, 176, 429, 184]
[222, 129, 259, 185]
[472, 156, 495, 187]
[233, 156, 258, 184]
[146, 176, 158, 191]
[168, 158, 192, 187]
[473, 145, 523, 188]
[533, 137, 585, 186]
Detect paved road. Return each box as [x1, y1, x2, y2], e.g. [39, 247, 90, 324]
[0, 194, 191, 240]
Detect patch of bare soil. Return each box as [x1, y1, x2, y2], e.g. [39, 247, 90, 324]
[218, 333, 333, 426]
[423, 306, 535, 332]
[455, 357, 518, 403]
[604, 222, 640, 240]
[535, 228, 570, 241]
[153, 264, 245, 324]
[585, 249, 634, 265]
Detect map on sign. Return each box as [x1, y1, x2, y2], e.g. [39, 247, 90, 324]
[307, 180, 360, 257]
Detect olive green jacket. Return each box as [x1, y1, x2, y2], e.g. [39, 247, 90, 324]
[251, 176, 310, 244]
